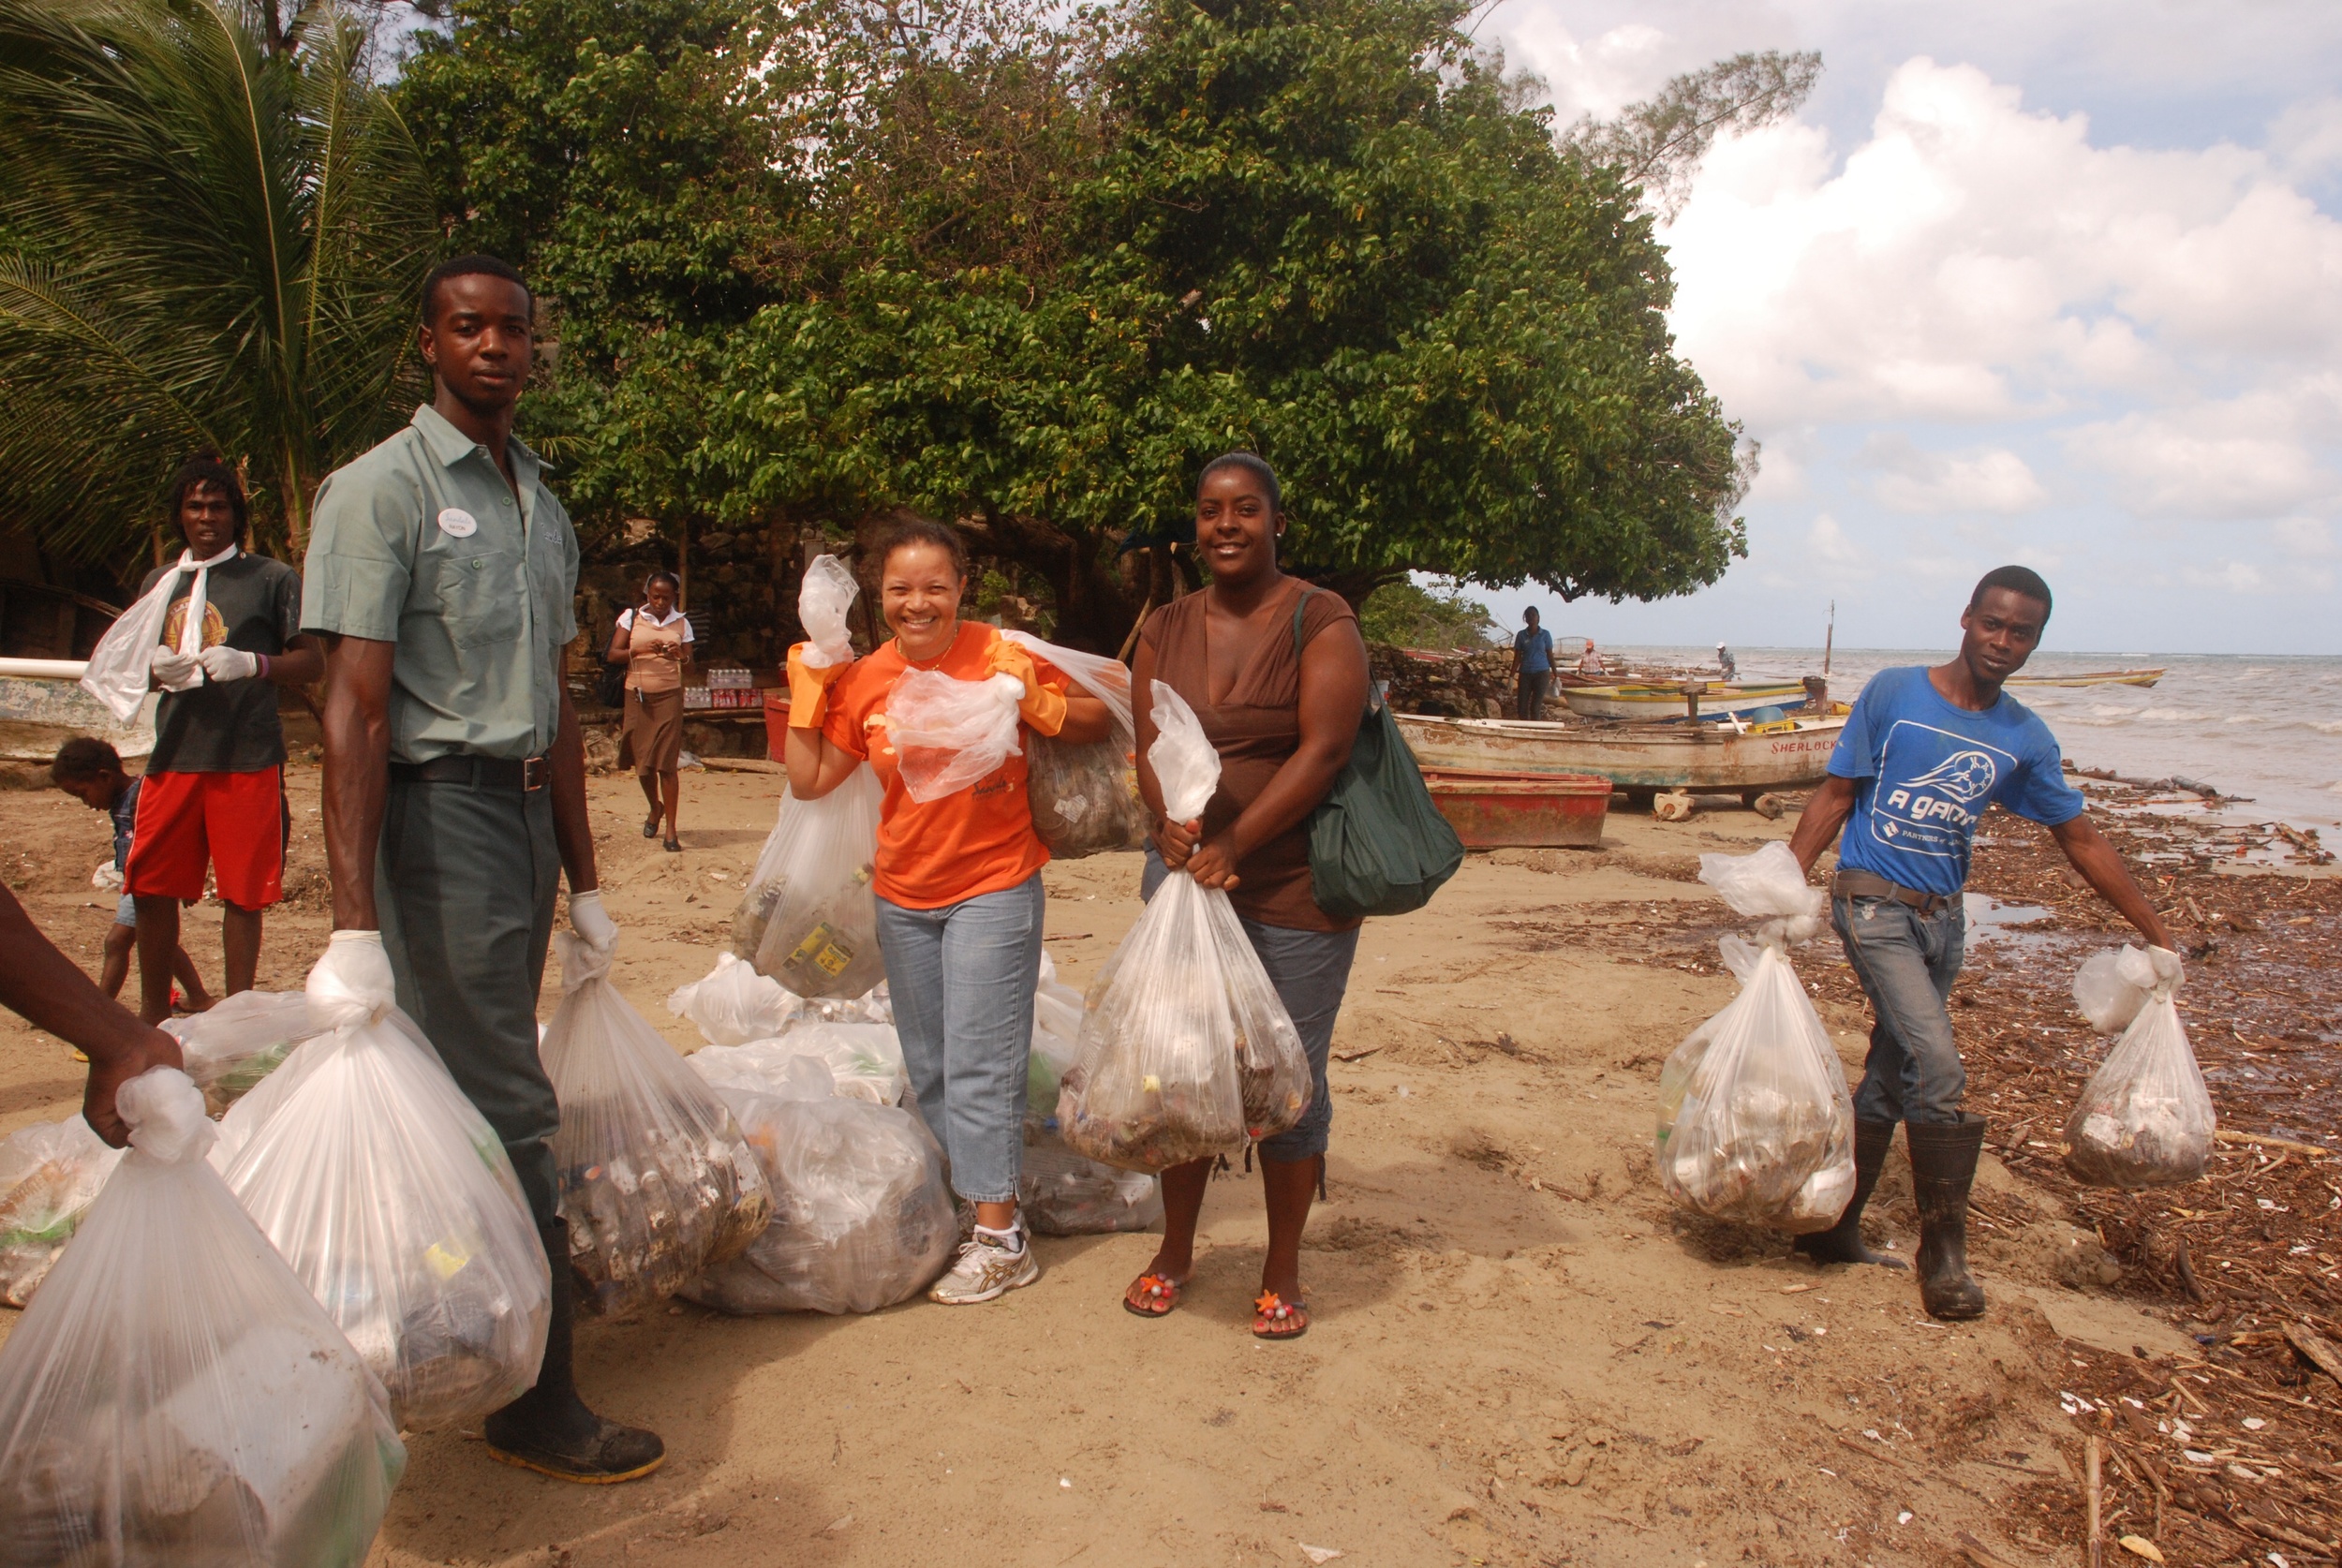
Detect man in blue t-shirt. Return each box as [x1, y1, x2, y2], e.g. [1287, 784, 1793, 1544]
[1786, 566, 2170, 1322]
[1513, 607, 1554, 720]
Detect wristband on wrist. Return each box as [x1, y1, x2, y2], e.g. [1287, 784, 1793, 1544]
[257, 652, 270, 679]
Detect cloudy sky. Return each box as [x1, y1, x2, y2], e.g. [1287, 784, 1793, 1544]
[1465, 0, 2342, 655]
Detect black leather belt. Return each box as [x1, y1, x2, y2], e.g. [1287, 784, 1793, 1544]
[1832, 868, 1954, 916]
[389, 754, 549, 791]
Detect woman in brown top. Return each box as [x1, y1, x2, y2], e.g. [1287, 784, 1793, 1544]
[1124, 452, 1371, 1339]
[606, 570, 692, 851]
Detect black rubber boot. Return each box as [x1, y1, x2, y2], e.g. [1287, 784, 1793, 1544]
[483, 1220, 666, 1483]
[1906, 1115, 1989, 1321]
[1793, 1117, 1907, 1268]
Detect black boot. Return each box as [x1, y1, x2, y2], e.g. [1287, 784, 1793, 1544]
[1793, 1117, 1906, 1268]
[1906, 1116, 1988, 1321]
[483, 1220, 666, 1483]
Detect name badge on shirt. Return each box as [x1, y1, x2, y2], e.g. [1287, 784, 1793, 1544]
[437, 507, 478, 539]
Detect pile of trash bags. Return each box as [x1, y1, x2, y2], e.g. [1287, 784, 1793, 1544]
[682, 1056, 955, 1315]
[0, 1068, 403, 1565]
[2064, 945, 2215, 1187]
[542, 933, 773, 1316]
[211, 990, 551, 1432]
[671, 952, 798, 1046]
[162, 989, 326, 1117]
[1019, 954, 1162, 1234]
[1003, 630, 1149, 858]
[0, 1117, 123, 1306]
[1654, 842, 1855, 1233]
[690, 1021, 908, 1108]
[1057, 684, 1312, 1172]
[732, 771, 888, 1000]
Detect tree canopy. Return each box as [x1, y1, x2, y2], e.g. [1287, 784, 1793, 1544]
[0, 0, 433, 565]
[401, 0, 1755, 651]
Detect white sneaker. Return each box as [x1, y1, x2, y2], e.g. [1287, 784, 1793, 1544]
[928, 1232, 1040, 1305]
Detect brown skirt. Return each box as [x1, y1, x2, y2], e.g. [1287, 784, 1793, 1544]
[620, 686, 685, 775]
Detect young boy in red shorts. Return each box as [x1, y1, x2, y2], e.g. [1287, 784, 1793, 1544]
[123, 456, 321, 1022]
[50, 736, 212, 1009]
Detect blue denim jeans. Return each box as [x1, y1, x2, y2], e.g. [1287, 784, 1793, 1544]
[1832, 893, 1967, 1126]
[875, 873, 1045, 1205]
[1143, 849, 1360, 1162]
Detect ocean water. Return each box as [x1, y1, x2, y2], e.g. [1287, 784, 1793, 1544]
[1612, 647, 2342, 832]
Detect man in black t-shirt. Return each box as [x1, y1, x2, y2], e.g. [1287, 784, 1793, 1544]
[122, 456, 321, 1021]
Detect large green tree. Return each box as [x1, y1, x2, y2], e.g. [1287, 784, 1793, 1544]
[404, 0, 1755, 653]
[0, 0, 435, 567]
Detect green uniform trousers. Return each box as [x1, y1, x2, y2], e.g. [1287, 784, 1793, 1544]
[377, 769, 563, 1228]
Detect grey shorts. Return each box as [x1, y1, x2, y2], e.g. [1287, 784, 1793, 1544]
[113, 892, 137, 928]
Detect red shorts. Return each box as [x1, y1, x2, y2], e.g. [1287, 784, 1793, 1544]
[124, 768, 285, 909]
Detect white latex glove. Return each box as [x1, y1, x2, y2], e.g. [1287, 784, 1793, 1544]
[149, 645, 202, 689]
[307, 929, 396, 1027]
[198, 644, 259, 682]
[568, 888, 617, 954]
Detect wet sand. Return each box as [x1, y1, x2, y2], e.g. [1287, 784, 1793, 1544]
[0, 765, 2335, 1567]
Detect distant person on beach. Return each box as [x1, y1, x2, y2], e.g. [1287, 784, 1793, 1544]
[606, 570, 692, 851]
[0, 881, 183, 1146]
[125, 456, 319, 1023]
[1716, 643, 1737, 681]
[1512, 607, 1553, 720]
[1787, 565, 2172, 1322]
[1577, 638, 1607, 679]
[50, 738, 211, 1010]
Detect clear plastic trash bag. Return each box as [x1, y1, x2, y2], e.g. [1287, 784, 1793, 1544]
[2064, 946, 2214, 1188]
[76, 560, 185, 723]
[803, 981, 893, 1026]
[796, 554, 861, 669]
[162, 989, 328, 1117]
[1001, 631, 1148, 858]
[2072, 948, 2150, 1035]
[1653, 846, 1853, 1233]
[0, 1068, 405, 1567]
[0, 1117, 123, 1307]
[213, 1007, 551, 1431]
[735, 770, 887, 999]
[541, 934, 775, 1316]
[885, 667, 1025, 802]
[680, 1062, 956, 1315]
[1025, 951, 1083, 1115]
[1057, 684, 1312, 1172]
[1019, 1137, 1163, 1235]
[690, 1022, 907, 1107]
[670, 952, 798, 1047]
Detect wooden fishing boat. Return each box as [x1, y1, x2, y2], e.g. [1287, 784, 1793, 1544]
[1560, 679, 1807, 721]
[2004, 668, 2164, 689]
[1395, 712, 1845, 799]
[1423, 771, 1610, 848]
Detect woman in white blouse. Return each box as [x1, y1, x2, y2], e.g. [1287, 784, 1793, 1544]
[605, 570, 693, 851]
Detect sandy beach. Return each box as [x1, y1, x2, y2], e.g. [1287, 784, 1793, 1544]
[2, 763, 2335, 1568]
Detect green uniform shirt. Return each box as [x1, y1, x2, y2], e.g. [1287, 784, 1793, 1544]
[302, 405, 579, 762]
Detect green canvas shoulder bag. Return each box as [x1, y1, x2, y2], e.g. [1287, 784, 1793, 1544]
[1291, 588, 1464, 920]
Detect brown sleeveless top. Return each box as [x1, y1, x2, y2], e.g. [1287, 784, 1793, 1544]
[1138, 579, 1362, 933]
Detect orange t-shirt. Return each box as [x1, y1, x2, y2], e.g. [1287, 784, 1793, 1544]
[822, 621, 1070, 909]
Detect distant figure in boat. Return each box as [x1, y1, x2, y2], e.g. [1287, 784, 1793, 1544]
[1512, 606, 1553, 721]
[1716, 643, 1737, 681]
[1577, 638, 1608, 679]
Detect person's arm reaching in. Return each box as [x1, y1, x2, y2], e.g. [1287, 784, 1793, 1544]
[2050, 815, 2173, 950]
[548, 688, 615, 952]
[0, 884, 182, 1146]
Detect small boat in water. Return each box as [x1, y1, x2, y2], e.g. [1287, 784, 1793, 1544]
[2004, 668, 2164, 690]
[1560, 679, 1808, 721]
[1395, 712, 1845, 800]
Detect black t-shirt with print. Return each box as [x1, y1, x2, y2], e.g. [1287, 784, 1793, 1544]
[137, 552, 303, 773]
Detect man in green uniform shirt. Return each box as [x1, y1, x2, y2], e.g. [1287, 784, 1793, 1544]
[302, 254, 661, 1483]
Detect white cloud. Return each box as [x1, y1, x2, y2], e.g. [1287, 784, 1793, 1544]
[1860, 435, 2046, 513]
[2273, 517, 2339, 558]
[1656, 59, 2342, 427]
[2064, 398, 2341, 520]
[1806, 511, 1865, 566]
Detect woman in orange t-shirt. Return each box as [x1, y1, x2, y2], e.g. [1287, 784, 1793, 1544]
[783, 518, 1108, 1306]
